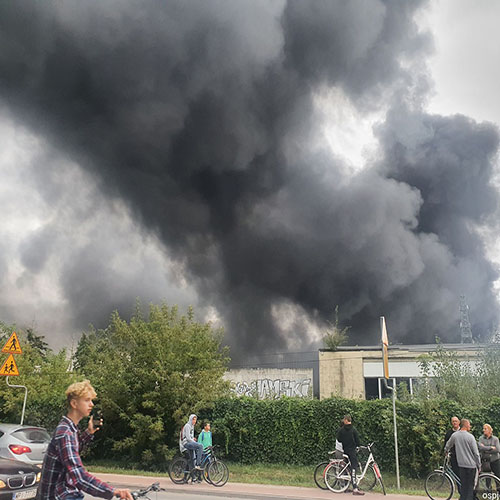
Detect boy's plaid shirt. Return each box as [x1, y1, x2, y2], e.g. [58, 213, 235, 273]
[37, 416, 114, 500]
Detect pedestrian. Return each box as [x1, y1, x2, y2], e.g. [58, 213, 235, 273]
[37, 380, 132, 500]
[445, 418, 480, 500]
[444, 416, 461, 488]
[478, 424, 500, 476]
[198, 421, 212, 450]
[337, 415, 364, 496]
[181, 414, 204, 470]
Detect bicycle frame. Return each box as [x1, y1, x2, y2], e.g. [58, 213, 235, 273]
[434, 456, 461, 488]
[332, 443, 382, 483]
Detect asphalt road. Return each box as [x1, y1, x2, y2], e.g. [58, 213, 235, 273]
[84, 493, 240, 500]
[81, 472, 430, 500]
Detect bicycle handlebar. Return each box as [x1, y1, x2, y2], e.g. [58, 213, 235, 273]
[131, 482, 166, 499]
[357, 442, 375, 451]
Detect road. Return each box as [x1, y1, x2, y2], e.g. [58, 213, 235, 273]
[82, 472, 430, 500]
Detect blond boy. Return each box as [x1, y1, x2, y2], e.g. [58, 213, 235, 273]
[38, 380, 132, 500]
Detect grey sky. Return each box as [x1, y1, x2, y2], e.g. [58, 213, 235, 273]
[0, 0, 499, 354]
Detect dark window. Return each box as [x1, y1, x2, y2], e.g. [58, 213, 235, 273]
[364, 378, 379, 400]
[13, 428, 51, 443]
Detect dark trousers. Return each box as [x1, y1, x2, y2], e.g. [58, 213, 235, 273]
[486, 460, 500, 491]
[451, 454, 461, 493]
[459, 467, 476, 500]
[491, 459, 500, 479]
[345, 450, 359, 489]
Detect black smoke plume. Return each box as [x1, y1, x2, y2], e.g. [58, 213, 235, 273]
[0, 0, 498, 354]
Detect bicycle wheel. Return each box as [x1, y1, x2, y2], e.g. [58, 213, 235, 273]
[477, 473, 500, 495]
[325, 460, 350, 493]
[358, 465, 377, 491]
[313, 461, 329, 490]
[169, 456, 188, 484]
[424, 471, 454, 500]
[203, 462, 212, 484]
[208, 460, 229, 487]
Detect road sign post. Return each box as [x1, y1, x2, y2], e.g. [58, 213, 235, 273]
[380, 316, 400, 490]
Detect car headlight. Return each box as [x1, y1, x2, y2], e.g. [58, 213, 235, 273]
[36, 472, 41, 482]
[0, 479, 6, 489]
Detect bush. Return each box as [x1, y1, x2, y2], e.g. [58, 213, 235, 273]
[202, 396, 500, 477]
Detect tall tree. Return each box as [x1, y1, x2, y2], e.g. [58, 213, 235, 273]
[74, 304, 230, 465]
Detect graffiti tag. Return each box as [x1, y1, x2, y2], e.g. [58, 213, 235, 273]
[230, 378, 311, 399]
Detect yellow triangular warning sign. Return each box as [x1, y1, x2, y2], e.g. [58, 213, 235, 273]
[0, 354, 20, 376]
[1, 332, 22, 354]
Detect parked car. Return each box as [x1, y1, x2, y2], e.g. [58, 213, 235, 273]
[0, 424, 50, 466]
[0, 457, 40, 499]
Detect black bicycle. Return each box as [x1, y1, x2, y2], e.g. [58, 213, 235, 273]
[131, 482, 166, 499]
[169, 445, 229, 487]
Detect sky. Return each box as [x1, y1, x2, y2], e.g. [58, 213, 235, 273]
[0, 0, 499, 357]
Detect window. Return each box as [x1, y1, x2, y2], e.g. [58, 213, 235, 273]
[13, 428, 51, 444]
[364, 377, 421, 399]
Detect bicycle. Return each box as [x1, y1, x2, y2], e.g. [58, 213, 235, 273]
[425, 455, 500, 500]
[424, 455, 461, 500]
[169, 445, 229, 487]
[131, 482, 166, 499]
[477, 471, 500, 496]
[314, 451, 344, 490]
[324, 443, 385, 495]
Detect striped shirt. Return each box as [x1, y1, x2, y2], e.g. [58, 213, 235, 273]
[37, 416, 114, 500]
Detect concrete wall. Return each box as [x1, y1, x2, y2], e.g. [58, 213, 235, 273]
[319, 346, 482, 400]
[319, 350, 365, 399]
[224, 368, 313, 399]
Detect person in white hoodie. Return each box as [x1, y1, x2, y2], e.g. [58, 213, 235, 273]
[181, 414, 204, 469]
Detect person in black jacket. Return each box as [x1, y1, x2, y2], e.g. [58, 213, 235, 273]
[337, 415, 364, 496]
[444, 416, 461, 490]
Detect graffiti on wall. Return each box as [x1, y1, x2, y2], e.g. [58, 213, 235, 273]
[230, 378, 312, 399]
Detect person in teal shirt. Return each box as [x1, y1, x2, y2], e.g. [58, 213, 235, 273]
[198, 421, 212, 450]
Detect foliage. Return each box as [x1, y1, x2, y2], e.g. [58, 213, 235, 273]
[0, 326, 78, 430]
[26, 328, 50, 359]
[200, 395, 500, 478]
[416, 340, 500, 406]
[73, 304, 230, 466]
[322, 306, 350, 351]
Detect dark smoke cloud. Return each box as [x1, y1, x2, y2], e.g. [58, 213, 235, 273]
[0, 0, 498, 355]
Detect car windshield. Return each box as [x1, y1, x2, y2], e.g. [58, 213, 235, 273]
[12, 428, 51, 444]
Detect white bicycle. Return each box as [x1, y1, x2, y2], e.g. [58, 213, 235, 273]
[324, 443, 386, 495]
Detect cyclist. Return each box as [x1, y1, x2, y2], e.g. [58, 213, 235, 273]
[337, 415, 364, 496]
[199, 421, 212, 450]
[181, 414, 204, 471]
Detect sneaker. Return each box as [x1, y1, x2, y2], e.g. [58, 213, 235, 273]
[353, 490, 365, 496]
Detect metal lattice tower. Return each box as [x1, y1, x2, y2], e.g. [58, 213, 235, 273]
[459, 295, 473, 343]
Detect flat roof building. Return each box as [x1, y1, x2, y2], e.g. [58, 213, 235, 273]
[319, 344, 486, 400]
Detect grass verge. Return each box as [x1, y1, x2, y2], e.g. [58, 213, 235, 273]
[87, 460, 428, 496]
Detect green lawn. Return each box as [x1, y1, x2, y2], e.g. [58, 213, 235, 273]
[87, 460, 429, 496]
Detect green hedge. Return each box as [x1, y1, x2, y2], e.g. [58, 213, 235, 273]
[200, 396, 500, 477]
